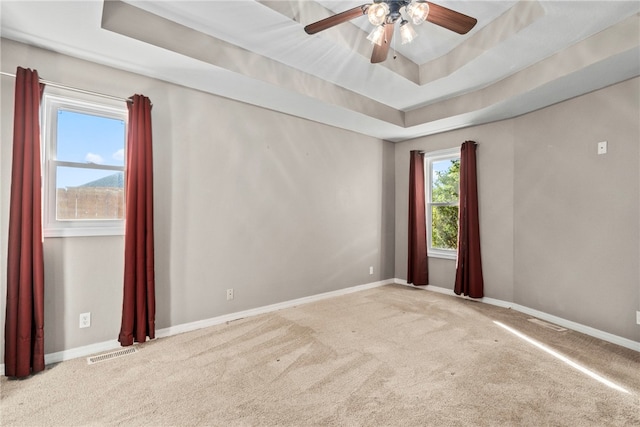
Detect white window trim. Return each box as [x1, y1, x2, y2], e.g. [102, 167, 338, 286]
[424, 147, 460, 260]
[42, 90, 127, 237]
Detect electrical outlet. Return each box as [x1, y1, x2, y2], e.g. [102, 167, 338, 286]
[636, 311, 640, 325]
[369, 266, 374, 275]
[226, 289, 234, 301]
[79, 312, 91, 328]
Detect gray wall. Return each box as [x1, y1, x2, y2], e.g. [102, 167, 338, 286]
[395, 78, 639, 342]
[1, 38, 638, 361]
[1, 39, 395, 359]
[513, 78, 639, 341]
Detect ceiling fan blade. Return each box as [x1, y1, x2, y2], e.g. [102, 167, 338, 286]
[370, 23, 395, 64]
[304, 5, 368, 35]
[426, 2, 477, 34]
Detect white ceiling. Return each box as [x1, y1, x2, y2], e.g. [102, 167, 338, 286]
[1, 1, 639, 142]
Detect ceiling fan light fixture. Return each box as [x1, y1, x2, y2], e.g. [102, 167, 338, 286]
[303, 1, 478, 64]
[400, 20, 418, 44]
[367, 2, 389, 26]
[406, 1, 430, 26]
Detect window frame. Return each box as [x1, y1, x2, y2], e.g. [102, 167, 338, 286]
[424, 147, 461, 260]
[42, 90, 128, 237]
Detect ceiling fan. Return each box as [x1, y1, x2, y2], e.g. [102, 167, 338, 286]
[304, 1, 477, 63]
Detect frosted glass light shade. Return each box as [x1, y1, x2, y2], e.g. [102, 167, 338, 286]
[367, 25, 386, 46]
[400, 20, 418, 44]
[406, 1, 430, 25]
[367, 2, 389, 26]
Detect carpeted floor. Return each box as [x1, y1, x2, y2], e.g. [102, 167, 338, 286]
[2, 284, 639, 426]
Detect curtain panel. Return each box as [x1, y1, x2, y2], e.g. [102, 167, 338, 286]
[407, 150, 428, 286]
[118, 94, 156, 346]
[4, 67, 46, 378]
[454, 141, 484, 298]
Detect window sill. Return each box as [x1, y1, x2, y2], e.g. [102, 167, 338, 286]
[428, 250, 457, 260]
[44, 226, 125, 238]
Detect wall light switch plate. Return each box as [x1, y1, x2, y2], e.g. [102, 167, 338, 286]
[597, 141, 607, 155]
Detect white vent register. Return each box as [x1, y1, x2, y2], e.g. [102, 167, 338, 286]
[87, 347, 138, 365]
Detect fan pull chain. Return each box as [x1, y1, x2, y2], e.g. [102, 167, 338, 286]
[393, 24, 397, 60]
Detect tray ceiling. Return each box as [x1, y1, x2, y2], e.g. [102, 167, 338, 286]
[1, 1, 639, 141]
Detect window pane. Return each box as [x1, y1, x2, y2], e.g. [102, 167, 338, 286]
[56, 167, 124, 220]
[57, 110, 125, 166]
[431, 205, 458, 250]
[431, 158, 460, 203]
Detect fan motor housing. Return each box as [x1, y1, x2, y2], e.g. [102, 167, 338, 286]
[384, 1, 410, 23]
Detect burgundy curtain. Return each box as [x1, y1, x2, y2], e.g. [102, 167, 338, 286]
[5, 67, 45, 378]
[454, 141, 484, 298]
[407, 151, 428, 286]
[118, 94, 155, 346]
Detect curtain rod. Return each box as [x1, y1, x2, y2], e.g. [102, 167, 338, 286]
[0, 70, 131, 104]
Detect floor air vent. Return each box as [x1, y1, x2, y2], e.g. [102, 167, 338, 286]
[87, 347, 138, 365]
[527, 318, 567, 332]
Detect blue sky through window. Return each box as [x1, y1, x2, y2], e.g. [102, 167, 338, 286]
[432, 159, 452, 180]
[56, 110, 125, 188]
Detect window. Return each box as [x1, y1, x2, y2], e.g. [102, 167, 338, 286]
[42, 91, 127, 237]
[425, 148, 460, 259]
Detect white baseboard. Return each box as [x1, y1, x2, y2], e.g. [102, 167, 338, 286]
[3, 276, 635, 376]
[156, 279, 394, 338]
[394, 279, 640, 352]
[1, 279, 394, 375]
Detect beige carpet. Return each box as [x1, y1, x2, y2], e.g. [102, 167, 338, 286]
[2, 284, 639, 426]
